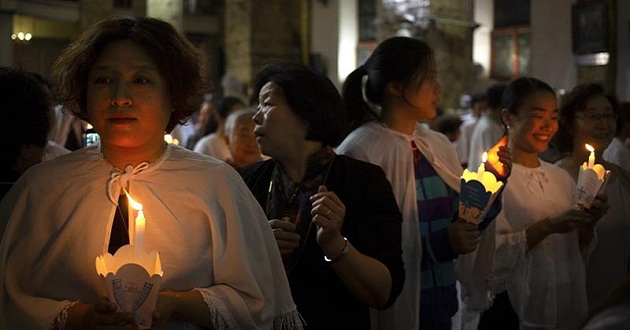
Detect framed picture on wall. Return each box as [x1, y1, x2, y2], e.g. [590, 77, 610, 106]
[490, 27, 530, 80]
[572, 0, 609, 54]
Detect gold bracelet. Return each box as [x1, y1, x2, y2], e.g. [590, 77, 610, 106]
[324, 237, 350, 264]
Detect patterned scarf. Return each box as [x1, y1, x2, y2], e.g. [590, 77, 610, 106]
[266, 146, 335, 273]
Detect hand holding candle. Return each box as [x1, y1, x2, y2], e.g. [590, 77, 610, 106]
[96, 191, 162, 329]
[576, 143, 610, 209]
[483, 135, 511, 181]
[459, 151, 505, 224]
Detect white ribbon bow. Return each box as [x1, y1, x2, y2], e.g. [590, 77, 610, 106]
[107, 162, 150, 204]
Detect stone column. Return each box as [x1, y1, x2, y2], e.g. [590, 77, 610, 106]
[0, 12, 15, 67]
[224, 0, 303, 97]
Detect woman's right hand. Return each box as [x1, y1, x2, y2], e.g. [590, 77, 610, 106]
[546, 209, 593, 234]
[448, 220, 481, 254]
[268, 219, 300, 255]
[68, 297, 135, 329]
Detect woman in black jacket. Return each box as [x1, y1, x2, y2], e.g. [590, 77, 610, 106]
[239, 62, 405, 329]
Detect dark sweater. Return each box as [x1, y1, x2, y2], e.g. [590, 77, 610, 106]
[239, 155, 404, 330]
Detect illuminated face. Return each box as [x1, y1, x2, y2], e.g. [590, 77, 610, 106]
[572, 94, 617, 153]
[86, 40, 172, 153]
[508, 90, 558, 155]
[253, 81, 308, 159]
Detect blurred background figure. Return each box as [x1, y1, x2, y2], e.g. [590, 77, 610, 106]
[432, 113, 464, 150]
[603, 101, 630, 172]
[171, 93, 216, 149]
[223, 107, 263, 169]
[26, 71, 71, 161]
[455, 92, 487, 168]
[192, 95, 245, 159]
[553, 83, 630, 313]
[468, 83, 506, 170]
[0, 66, 52, 200]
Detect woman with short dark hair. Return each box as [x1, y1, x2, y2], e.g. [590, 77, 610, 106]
[0, 16, 301, 329]
[239, 62, 405, 329]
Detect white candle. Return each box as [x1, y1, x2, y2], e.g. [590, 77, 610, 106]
[477, 152, 487, 180]
[126, 192, 145, 255]
[135, 209, 145, 253]
[585, 144, 595, 168]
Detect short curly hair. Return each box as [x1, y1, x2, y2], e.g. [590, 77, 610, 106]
[52, 16, 209, 132]
[554, 84, 617, 154]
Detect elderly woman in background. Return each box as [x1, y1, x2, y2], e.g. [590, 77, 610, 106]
[0, 16, 301, 329]
[223, 107, 264, 169]
[553, 83, 629, 312]
[239, 62, 405, 329]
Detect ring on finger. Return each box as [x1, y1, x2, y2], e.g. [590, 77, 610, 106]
[326, 209, 332, 216]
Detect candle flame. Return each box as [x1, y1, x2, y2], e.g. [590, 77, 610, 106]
[125, 191, 143, 211]
[585, 144, 594, 153]
[481, 152, 488, 163]
[164, 134, 173, 144]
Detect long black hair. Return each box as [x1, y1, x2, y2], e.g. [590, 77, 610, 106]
[342, 37, 434, 134]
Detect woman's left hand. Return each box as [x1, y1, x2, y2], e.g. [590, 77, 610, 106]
[586, 193, 609, 224]
[310, 185, 346, 249]
[497, 146, 512, 178]
[151, 290, 179, 329]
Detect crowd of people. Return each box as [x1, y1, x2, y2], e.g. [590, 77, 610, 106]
[1, 14, 629, 330]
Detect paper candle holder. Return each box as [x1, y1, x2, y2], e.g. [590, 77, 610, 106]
[576, 163, 610, 209]
[575, 144, 610, 209]
[96, 245, 163, 329]
[459, 153, 504, 224]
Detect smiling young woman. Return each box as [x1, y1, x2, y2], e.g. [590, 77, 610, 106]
[481, 78, 606, 330]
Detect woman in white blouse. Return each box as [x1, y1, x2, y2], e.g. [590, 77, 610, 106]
[484, 77, 607, 330]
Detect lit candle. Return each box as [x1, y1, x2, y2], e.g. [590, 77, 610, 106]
[459, 151, 504, 224]
[477, 152, 487, 180]
[126, 192, 145, 255]
[585, 144, 595, 168]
